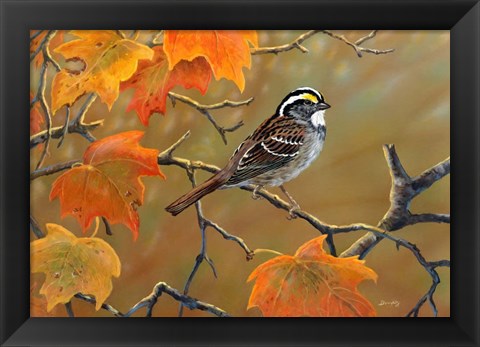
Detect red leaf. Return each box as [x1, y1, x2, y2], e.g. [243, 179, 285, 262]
[121, 46, 212, 125]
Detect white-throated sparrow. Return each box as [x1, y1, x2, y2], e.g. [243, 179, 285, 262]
[165, 87, 330, 216]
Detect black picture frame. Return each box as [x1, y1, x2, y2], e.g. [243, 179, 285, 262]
[1, 0, 479, 346]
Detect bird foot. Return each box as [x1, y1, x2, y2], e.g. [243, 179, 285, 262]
[251, 185, 263, 200]
[286, 205, 300, 220]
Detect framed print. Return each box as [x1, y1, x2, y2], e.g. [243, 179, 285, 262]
[1, 0, 479, 346]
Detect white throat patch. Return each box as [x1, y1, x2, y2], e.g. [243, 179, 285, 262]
[311, 110, 326, 128]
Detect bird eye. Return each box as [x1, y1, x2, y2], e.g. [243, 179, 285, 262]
[304, 100, 313, 105]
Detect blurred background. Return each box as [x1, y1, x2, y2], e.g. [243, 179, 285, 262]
[31, 30, 450, 317]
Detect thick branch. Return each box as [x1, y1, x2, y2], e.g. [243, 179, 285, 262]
[125, 282, 229, 317]
[168, 92, 253, 145]
[341, 145, 450, 259]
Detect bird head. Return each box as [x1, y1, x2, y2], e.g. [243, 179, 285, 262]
[276, 87, 330, 128]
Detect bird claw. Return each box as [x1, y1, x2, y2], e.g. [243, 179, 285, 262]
[286, 206, 300, 220]
[251, 186, 263, 200]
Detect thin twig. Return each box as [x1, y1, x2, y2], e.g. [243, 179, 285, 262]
[354, 227, 448, 317]
[124, 282, 229, 317]
[168, 92, 253, 145]
[30, 94, 101, 149]
[30, 215, 45, 238]
[57, 107, 70, 148]
[102, 217, 113, 236]
[34, 63, 52, 169]
[74, 294, 124, 317]
[115, 30, 127, 39]
[178, 169, 218, 317]
[30, 159, 80, 180]
[64, 302, 74, 317]
[252, 30, 320, 55]
[30, 30, 44, 41]
[204, 219, 254, 260]
[252, 30, 394, 58]
[321, 30, 395, 58]
[150, 30, 164, 46]
[31, 30, 62, 169]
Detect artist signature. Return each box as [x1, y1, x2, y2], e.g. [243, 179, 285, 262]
[378, 299, 400, 308]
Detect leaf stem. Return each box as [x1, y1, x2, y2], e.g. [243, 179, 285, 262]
[253, 248, 284, 257]
[91, 217, 100, 238]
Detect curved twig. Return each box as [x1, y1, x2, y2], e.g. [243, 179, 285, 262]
[168, 92, 253, 145]
[125, 282, 229, 317]
[252, 30, 394, 58]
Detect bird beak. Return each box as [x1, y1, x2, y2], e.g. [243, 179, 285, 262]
[317, 102, 331, 110]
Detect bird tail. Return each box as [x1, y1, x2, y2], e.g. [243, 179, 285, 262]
[165, 171, 231, 216]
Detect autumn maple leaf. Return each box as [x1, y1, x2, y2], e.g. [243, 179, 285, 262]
[50, 30, 153, 114]
[163, 30, 258, 92]
[31, 223, 121, 311]
[50, 131, 164, 240]
[121, 46, 212, 125]
[248, 235, 378, 317]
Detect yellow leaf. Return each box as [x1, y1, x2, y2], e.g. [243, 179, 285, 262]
[31, 223, 121, 311]
[51, 30, 153, 114]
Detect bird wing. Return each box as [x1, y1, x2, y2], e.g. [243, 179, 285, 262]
[225, 117, 305, 186]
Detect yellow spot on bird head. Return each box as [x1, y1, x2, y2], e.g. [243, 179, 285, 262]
[301, 93, 319, 103]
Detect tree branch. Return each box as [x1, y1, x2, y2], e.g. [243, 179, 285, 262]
[159, 134, 450, 317]
[168, 92, 253, 145]
[252, 30, 394, 58]
[321, 30, 395, 58]
[354, 226, 450, 317]
[74, 293, 124, 317]
[124, 282, 230, 317]
[252, 30, 320, 55]
[178, 169, 218, 317]
[30, 217, 226, 317]
[30, 94, 101, 149]
[30, 159, 80, 180]
[341, 145, 450, 259]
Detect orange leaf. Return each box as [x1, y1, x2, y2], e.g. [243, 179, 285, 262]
[30, 30, 65, 68]
[31, 223, 121, 311]
[30, 91, 44, 135]
[51, 30, 153, 114]
[247, 235, 378, 317]
[163, 30, 258, 92]
[50, 131, 164, 239]
[121, 46, 212, 125]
